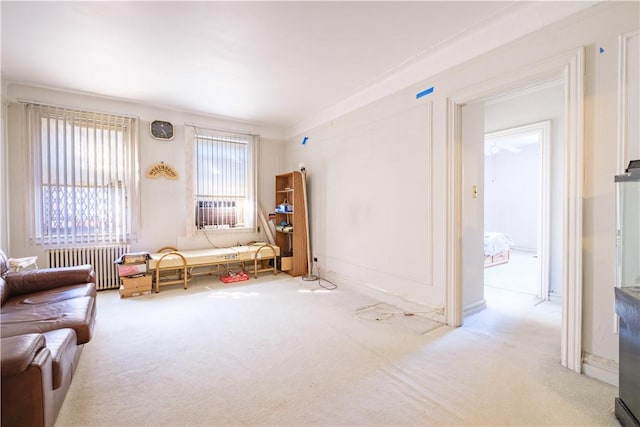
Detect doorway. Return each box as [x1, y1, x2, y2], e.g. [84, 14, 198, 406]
[483, 118, 554, 301]
[445, 47, 585, 372]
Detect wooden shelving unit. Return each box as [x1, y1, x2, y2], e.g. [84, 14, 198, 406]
[274, 171, 308, 277]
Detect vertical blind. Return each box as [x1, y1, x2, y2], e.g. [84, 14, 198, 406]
[194, 128, 256, 230]
[27, 104, 138, 244]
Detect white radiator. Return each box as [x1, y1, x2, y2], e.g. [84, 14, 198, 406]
[47, 245, 130, 290]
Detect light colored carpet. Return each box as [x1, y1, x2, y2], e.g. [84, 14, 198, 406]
[56, 274, 618, 426]
[484, 249, 538, 295]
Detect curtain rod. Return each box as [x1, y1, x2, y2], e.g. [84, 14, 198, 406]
[184, 122, 259, 138]
[17, 98, 138, 120]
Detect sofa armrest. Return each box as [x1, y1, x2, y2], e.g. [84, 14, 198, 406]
[1, 334, 53, 427]
[4, 265, 96, 297]
[1, 334, 47, 377]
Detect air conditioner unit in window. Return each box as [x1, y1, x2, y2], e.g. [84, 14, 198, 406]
[196, 200, 238, 229]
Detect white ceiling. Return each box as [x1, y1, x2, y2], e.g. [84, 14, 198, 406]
[1, 2, 596, 131]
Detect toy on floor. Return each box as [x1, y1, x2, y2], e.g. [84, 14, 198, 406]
[220, 270, 250, 284]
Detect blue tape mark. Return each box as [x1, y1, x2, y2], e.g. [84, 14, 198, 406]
[301, 136, 309, 145]
[416, 86, 434, 99]
[599, 47, 605, 54]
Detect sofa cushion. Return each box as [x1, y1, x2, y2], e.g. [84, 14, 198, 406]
[1, 296, 96, 344]
[4, 265, 95, 297]
[3, 283, 96, 307]
[42, 329, 78, 390]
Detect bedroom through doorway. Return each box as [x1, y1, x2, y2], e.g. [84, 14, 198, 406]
[483, 122, 545, 298]
[482, 81, 565, 306]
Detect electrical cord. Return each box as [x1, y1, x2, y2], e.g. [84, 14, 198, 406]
[300, 260, 337, 290]
[355, 303, 444, 323]
[203, 229, 221, 248]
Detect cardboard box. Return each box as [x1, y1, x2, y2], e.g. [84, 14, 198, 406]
[115, 252, 150, 277]
[280, 256, 293, 271]
[120, 253, 149, 264]
[117, 263, 148, 277]
[121, 275, 152, 290]
[119, 285, 152, 298]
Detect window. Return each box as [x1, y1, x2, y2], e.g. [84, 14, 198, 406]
[193, 127, 257, 231]
[27, 104, 138, 244]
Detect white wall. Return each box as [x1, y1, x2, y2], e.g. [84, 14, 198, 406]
[484, 144, 539, 251]
[287, 98, 439, 308]
[622, 31, 639, 166]
[461, 101, 485, 313]
[0, 97, 8, 252]
[4, 84, 285, 262]
[284, 2, 638, 379]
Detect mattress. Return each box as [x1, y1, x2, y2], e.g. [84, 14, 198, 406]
[148, 244, 280, 270]
[484, 232, 513, 256]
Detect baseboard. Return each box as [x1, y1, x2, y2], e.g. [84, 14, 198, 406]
[463, 299, 487, 317]
[582, 352, 619, 387]
[324, 270, 446, 324]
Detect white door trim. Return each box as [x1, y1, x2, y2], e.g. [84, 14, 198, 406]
[445, 47, 585, 373]
[484, 120, 552, 301]
[446, 100, 463, 327]
[562, 48, 585, 373]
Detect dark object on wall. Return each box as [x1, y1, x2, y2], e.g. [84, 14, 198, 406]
[150, 120, 174, 140]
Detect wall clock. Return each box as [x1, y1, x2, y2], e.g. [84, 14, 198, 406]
[150, 120, 174, 140]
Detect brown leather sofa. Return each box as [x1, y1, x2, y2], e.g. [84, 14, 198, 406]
[0, 250, 97, 427]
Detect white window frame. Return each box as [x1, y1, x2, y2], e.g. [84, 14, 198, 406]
[187, 126, 258, 234]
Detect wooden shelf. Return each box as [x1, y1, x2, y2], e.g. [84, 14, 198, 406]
[275, 171, 308, 277]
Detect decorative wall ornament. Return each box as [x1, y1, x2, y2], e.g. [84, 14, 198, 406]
[146, 161, 178, 180]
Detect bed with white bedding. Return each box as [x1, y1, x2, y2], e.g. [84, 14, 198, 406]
[484, 232, 513, 267]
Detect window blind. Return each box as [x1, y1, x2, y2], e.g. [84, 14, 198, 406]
[27, 104, 138, 244]
[194, 128, 257, 230]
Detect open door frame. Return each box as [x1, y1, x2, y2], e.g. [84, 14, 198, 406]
[445, 47, 585, 373]
[484, 119, 552, 301]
